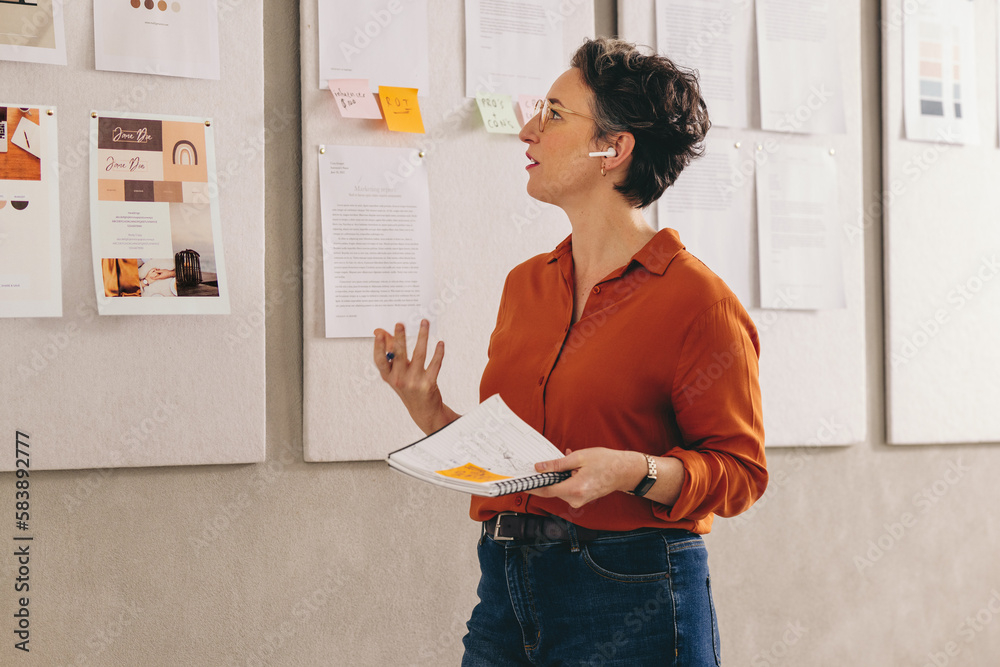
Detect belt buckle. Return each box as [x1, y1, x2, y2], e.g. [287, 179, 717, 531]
[493, 512, 518, 541]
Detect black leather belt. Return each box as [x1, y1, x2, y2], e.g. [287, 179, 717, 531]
[484, 512, 605, 543]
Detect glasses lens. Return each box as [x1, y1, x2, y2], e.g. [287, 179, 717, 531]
[534, 99, 549, 132]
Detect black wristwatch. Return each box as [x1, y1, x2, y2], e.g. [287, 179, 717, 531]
[626, 454, 657, 497]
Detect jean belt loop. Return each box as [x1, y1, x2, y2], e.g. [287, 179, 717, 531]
[568, 522, 581, 553]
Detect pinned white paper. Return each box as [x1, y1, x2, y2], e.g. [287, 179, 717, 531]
[0, 105, 61, 318]
[318, 145, 434, 338]
[756, 144, 845, 310]
[93, 0, 220, 80]
[464, 0, 564, 97]
[0, 0, 66, 66]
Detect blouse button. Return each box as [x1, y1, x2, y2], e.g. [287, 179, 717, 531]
[514, 495, 523, 506]
[593, 286, 601, 294]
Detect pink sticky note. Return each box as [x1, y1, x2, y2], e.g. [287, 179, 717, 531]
[517, 94, 544, 126]
[328, 79, 383, 119]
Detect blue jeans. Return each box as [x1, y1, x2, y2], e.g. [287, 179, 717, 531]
[462, 524, 721, 666]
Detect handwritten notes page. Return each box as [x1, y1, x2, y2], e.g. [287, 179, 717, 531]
[93, 0, 220, 79]
[387, 394, 566, 496]
[0, 105, 62, 318]
[317, 0, 429, 92]
[318, 145, 434, 338]
[89, 112, 229, 315]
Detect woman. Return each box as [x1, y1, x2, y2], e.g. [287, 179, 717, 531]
[374, 37, 767, 666]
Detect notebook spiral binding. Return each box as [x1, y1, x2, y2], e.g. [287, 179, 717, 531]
[494, 471, 572, 495]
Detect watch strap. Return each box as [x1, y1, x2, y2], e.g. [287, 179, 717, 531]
[626, 454, 657, 497]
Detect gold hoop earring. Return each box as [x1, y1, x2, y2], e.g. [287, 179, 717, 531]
[601, 163, 606, 177]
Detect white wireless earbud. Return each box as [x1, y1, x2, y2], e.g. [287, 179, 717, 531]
[588, 147, 617, 158]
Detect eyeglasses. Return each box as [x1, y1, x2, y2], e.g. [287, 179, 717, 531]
[532, 98, 594, 132]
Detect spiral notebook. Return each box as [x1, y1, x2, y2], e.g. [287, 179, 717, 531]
[386, 394, 571, 496]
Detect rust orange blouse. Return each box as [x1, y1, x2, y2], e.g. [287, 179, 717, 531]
[472, 228, 767, 534]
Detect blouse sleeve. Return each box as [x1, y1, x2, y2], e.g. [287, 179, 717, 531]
[653, 296, 768, 522]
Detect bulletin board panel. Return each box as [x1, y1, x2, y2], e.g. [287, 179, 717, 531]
[0, 2, 266, 470]
[620, 2, 868, 447]
[301, 0, 596, 461]
[882, 0, 1000, 444]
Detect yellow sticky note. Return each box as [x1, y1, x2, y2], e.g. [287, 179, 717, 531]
[436, 463, 511, 483]
[378, 86, 424, 134]
[476, 93, 521, 134]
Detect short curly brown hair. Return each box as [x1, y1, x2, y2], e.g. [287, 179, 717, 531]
[571, 37, 710, 209]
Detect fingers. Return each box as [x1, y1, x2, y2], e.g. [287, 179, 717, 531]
[393, 322, 407, 361]
[373, 329, 392, 378]
[535, 450, 580, 473]
[411, 319, 430, 368]
[426, 340, 445, 383]
[373, 322, 446, 384]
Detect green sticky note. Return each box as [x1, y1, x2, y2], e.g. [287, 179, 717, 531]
[475, 93, 521, 134]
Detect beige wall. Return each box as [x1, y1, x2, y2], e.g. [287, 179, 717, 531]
[4, 1, 1000, 664]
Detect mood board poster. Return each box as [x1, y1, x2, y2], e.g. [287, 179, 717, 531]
[93, 0, 220, 80]
[89, 112, 229, 315]
[0, 0, 67, 66]
[0, 105, 61, 317]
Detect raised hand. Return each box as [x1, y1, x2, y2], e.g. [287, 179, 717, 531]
[373, 319, 459, 434]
